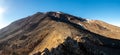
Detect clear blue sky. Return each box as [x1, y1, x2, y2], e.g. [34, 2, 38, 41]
[0, 0, 120, 29]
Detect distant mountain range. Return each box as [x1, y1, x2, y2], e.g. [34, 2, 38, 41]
[0, 11, 120, 55]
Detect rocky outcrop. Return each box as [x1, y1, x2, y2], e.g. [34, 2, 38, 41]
[37, 37, 88, 55]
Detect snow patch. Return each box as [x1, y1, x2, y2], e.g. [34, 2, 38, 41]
[77, 22, 86, 29]
[86, 19, 91, 21]
[85, 19, 93, 23]
[56, 11, 62, 14]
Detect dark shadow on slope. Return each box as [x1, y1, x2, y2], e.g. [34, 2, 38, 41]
[34, 36, 120, 55]
[40, 14, 120, 55]
[33, 37, 91, 55]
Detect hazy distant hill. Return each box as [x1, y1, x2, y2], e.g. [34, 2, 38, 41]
[0, 12, 120, 55]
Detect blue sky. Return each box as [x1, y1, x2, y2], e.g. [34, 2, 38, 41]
[0, 0, 120, 29]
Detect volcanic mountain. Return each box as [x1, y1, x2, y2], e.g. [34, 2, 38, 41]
[0, 12, 120, 55]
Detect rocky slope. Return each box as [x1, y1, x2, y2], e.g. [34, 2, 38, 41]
[0, 12, 120, 55]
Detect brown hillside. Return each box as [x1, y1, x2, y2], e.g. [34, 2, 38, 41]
[0, 12, 120, 55]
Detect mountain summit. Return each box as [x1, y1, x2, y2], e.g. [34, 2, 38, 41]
[0, 11, 120, 55]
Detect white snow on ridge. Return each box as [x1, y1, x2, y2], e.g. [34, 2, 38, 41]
[85, 19, 93, 23]
[77, 22, 86, 29]
[56, 11, 62, 14]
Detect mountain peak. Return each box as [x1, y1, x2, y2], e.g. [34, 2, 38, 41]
[0, 11, 120, 55]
